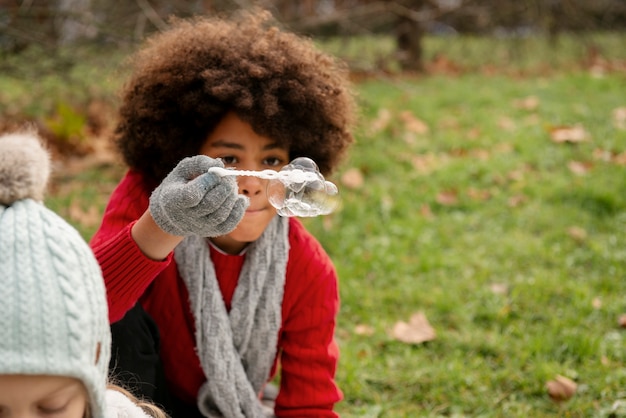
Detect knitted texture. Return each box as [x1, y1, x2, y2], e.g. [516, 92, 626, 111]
[149, 155, 249, 237]
[175, 215, 289, 417]
[0, 131, 111, 418]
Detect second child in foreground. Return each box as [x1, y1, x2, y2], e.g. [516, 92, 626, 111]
[90, 9, 356, 418]
[0, 131, 168, 418]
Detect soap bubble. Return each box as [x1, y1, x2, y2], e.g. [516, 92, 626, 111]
[267, 158, 339, 217]
[208, 157, 340, 217]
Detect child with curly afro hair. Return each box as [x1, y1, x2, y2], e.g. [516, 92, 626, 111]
[90, 9, 356, 418]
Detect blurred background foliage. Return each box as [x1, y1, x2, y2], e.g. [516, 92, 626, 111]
[0, 0, 624, 157]
[2, 0, 625, 68]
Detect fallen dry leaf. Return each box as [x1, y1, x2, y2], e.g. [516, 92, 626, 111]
[593, 148, 613, 162]
[438, 116, 460, 130]
[403, 131, 416, 146]
[613, 107, 626, 130]
[354, 324, 375, 336]
[592, 149, 626, 165]
[420, 204, 434, 219]
[489, 283, 509, 295]
[411, 153, 447, 174]
[508, 194, 527, 207]
[411, 154, 434, 174]
[498, 116, 516, 131]
[568, 160, 593, 175]
[513, 95, 540, 111]
[340, 168, 364, 189]
[589, 64, 606, 78]
[449, 148, 469, 158]
[369, 108, 392, 134]
[546, 375, 577, 403]
[427, 53, 462, 74]
[467, 188, 491, 201]
[470, 148, 490, 160]
[567, 226, 588, 242]
[494, 143, 514, 154]
[507, 168, 526, 182]
[399, 110, 429, 135]
[471, 149, 495, 159]
[68, 200, 102, 228]
[322, 215, 334, 231]
[466, 127, 481, 140]
[391, 312, 436, 344]
[356, 349, 369, 359]
[592, 297, 602, 309]
[436, 190, 458, 206]
[524, 114, 541, 126]
[549, 124, 589, 143]
[614, 152, 626, 166]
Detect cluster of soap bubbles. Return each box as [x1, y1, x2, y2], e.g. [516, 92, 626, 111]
[208, 157, 339, 217]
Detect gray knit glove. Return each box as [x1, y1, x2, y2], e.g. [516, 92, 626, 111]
[149, 155, 248, 237]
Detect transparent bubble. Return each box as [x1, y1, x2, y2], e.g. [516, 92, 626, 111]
[208, 157, 340, 217]
[267, 158, 339, 217]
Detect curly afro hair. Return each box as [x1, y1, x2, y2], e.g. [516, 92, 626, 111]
[114, 9, 356, 185]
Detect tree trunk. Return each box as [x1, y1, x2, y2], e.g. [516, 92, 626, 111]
[396, 13, 424, 72]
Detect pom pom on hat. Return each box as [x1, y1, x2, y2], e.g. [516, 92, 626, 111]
[0, 130, 111, 418]
[0, 129, 51, 205]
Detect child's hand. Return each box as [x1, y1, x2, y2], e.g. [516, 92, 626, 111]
[149, 155, 249, 237]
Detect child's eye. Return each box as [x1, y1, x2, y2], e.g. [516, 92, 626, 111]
[264, 157, 284, 167]
[220, 156, 238, 166]
[38, 404, 67, 415]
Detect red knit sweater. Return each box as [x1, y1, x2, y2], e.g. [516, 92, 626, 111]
[90, 170, 342, 417]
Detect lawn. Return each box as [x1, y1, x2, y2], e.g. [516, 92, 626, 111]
[2, 32, 625, 417]
[309, 71, 626, 417]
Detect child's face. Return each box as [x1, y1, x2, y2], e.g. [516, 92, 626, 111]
[201, 112, 290, 254]
[0, 375, 88, 418]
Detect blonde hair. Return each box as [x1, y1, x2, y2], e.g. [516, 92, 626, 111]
[106, 384, 170, 418]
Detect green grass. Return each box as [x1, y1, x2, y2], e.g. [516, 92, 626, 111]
[3, 32, 626, 417]
[302, 72, 626, 417]
[0, 44, 127, 119]
[320, 31, 626, 74]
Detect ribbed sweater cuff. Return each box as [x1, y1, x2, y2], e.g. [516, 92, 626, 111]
[95, 221, 172, 322]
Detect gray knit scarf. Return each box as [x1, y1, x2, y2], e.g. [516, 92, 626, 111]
[175, 216, 289, 418]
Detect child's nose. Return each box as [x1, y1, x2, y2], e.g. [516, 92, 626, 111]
[238, 175, 264, 197]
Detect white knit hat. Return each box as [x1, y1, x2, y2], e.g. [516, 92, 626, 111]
[0, 130, 111, 418]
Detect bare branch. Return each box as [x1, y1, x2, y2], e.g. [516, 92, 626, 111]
[285, 0, 470, 34]
[135, 0, 168, 31]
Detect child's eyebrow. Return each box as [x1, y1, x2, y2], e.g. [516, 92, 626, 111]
[208, 140, 285, 151]
[262, 142, 285, 151]
[207, 140, 242, 149]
